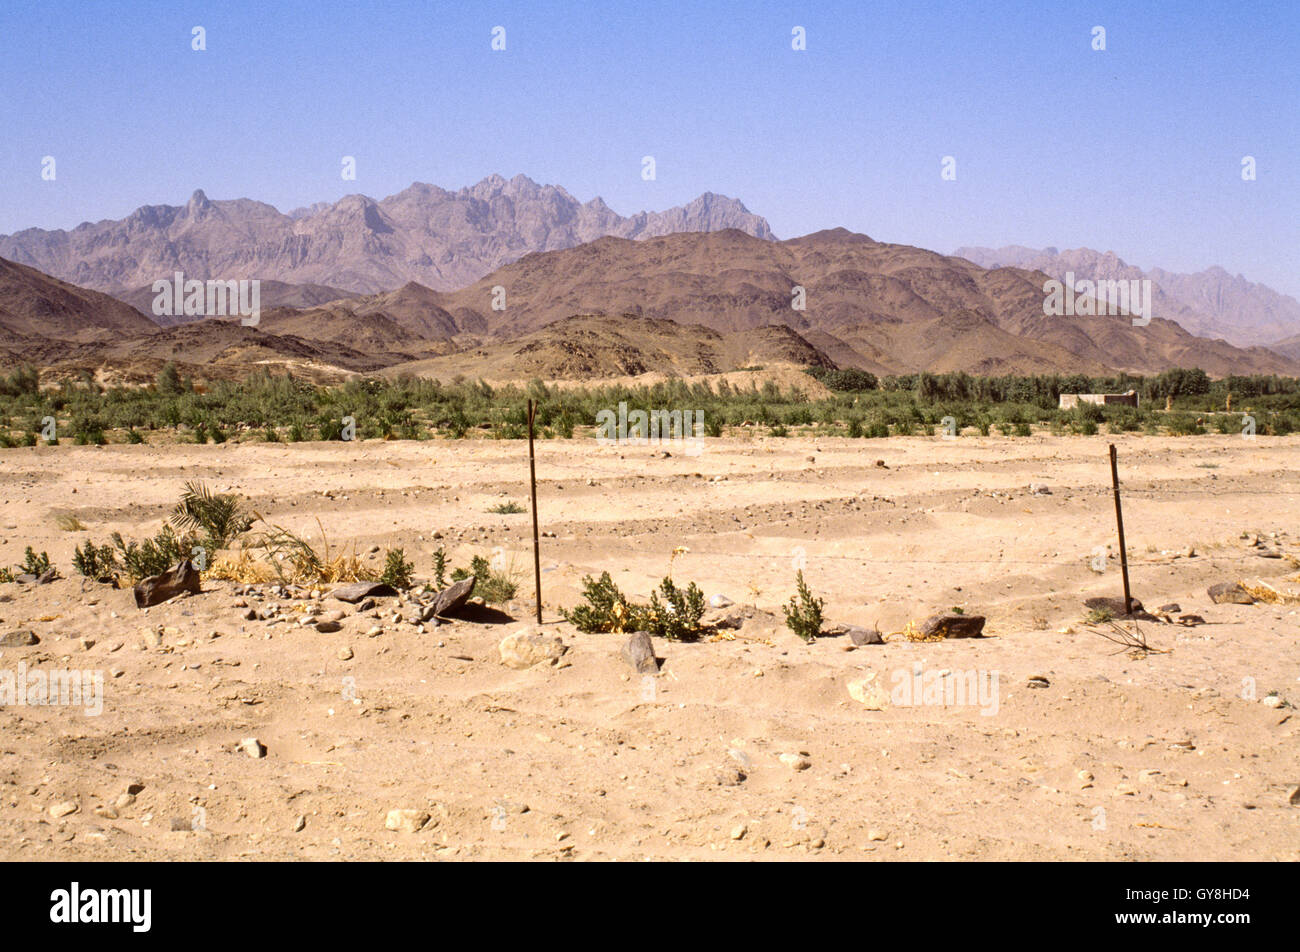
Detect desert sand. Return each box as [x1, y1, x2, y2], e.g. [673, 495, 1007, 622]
[1, 432, 1297, 860]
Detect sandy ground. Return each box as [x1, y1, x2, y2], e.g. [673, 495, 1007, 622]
[0, 432, 1297, 861]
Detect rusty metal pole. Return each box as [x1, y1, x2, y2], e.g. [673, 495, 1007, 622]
[527, 399, 542, 623]
[1108, 443, 1132, 616]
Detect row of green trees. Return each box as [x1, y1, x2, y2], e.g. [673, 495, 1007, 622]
[2, 362, 1298, 446]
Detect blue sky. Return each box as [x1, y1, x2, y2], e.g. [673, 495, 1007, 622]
[2, 0, 1297, 296]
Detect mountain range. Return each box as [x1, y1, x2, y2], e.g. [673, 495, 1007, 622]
[5, 227, 1298, 385]
[954, 245, 1300, 348]
[0, 174, 773, 297]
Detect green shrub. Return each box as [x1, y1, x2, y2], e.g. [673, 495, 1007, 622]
[20, 547, 51, 576]
[561, 572, 646, 633]
[783, 570, 824, 642]
[110, 525, 195, 581]
[380, 548, 414, 589]
[645, 576, 706, 641]
[451, 553, 518, 604]
[73, 540, 119, 581]
[432, 546, 449, 590]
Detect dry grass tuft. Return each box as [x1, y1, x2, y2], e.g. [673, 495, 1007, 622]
[1240, 579, 1300, 605]
[206, 519, 376, 585]
[891, 619, 942, 642]
[53, 512, 86, 532]
[206, 548, 278, 584]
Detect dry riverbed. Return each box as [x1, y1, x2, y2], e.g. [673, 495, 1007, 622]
[0, 433, 1297, 860]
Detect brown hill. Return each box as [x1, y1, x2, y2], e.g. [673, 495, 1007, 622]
[0, 256, 158, 342]
[1268, 333, 1300, 363]
[114, 279, 356, 325]
[426, 228, 1300, 377]
[30, 320, 395, 386]
[383, 314, 835, 381]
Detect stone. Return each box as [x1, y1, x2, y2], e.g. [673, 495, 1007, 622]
[337, 646, 354, 661]
[0, 629, 38, 647]
[293, 814, 306, 832]
[498, 630, 567, 669]
[1027, 676, 1050, 689]
[919, 613, 985, 639]
[1262, 695, 1283, 709]
[420, 576, 476, 621]
[385, 808, 430, 833]
[621, 631, 659, 674]
[708, 594, 734, 609]
[1207, 582, 1255, 605]
[846, 625, 884, 646]
[705, 764, 747, 787]
[237, 737, 266, 759]
[331, 581, 397, 603]
[730, 824, 747, 840]
[1083, 595, 1145, 617]
[133, 560, 201, 608]
[1029, 483, 1052, 495]
[779, 753, 811, 771]
[35, 568, 59, 584]
[848, 675, 888, 710]
[702, 609, 743, 630]
[1287, 786, 1300, 807]
[1159, 603, 1182, 613]
[49, 800, 79, 818]
[314, 620, 342, 633]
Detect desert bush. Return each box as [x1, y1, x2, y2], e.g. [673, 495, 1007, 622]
[432, 546, 449, 589]
[72, 540, 119, 580]
[110, 526, 194, 581]
[783, 570, 824, 642]
[451, 553, 518, 604]
[18, 547, 51, 576]
[380, 548, 414, 589]
[561, 572, 646, 633]
[644, 576, 706, 640]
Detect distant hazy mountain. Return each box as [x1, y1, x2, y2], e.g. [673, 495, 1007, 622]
[0, 174, 774, 297]
[953, 245, 1300, 347]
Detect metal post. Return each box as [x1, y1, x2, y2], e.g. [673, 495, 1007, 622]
[1108, 443, 1132, 616]
[527, 399, 542, 624]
